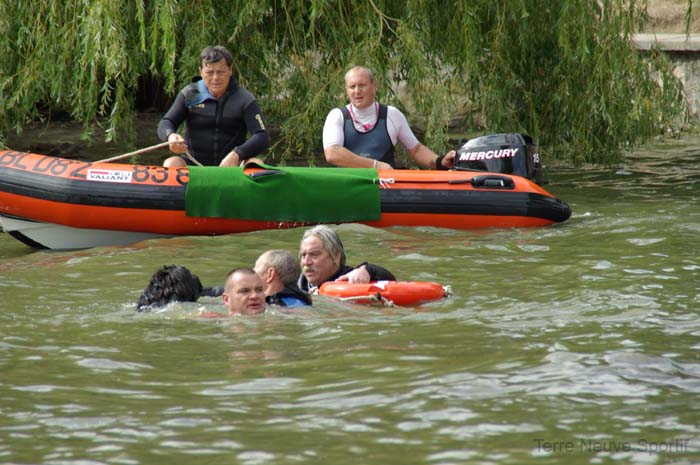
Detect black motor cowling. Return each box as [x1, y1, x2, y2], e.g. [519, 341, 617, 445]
[454, 133, 543, 184]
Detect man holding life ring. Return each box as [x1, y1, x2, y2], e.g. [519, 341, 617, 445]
[322, 66, 456, 170]
[298, 225, 395, 293]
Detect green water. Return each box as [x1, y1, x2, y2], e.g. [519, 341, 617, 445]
[0, 136, 698, 465]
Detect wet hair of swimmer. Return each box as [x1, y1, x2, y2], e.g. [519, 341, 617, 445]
[136, 265, 203, 311]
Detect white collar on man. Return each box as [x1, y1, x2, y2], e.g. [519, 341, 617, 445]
[348, 102, 379, 132]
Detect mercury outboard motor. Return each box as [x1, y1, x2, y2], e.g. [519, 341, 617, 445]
[454, 133, 543, 184]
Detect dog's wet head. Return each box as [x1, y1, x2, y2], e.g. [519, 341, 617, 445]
[136, 265, 203, 311]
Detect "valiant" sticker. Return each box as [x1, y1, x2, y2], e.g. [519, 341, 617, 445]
[87, 169, 133, 183]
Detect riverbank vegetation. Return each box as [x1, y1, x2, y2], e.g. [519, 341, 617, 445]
[0, 1, 692, 164]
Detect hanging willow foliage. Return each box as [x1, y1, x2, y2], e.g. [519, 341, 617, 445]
[0, 0, 690, 164]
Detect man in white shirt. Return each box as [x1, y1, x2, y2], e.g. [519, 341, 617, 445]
[322, 66, 456, 170]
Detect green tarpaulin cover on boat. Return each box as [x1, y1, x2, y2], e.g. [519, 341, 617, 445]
[185, 165, 381, 222]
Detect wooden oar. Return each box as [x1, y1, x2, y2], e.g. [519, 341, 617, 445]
[95, 141, 171, 163]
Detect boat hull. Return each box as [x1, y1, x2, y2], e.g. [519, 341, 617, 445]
[0, 150, 571, 249]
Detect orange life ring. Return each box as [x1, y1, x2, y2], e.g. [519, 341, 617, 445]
[318, 280, 450, 306]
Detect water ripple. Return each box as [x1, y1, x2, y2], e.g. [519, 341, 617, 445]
[75, 358, 153, 372]
[199, 377, 300, 396]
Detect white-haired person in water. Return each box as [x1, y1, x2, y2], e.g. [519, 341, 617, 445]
[298, 225, 395, 293]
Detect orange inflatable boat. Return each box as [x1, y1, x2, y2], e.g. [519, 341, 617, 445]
[0, 135, 570, 250]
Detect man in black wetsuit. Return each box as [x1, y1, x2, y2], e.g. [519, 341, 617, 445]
[157, 45, 270, 167]
[254, 250, 312, 307]
[297, 225, 396, 293]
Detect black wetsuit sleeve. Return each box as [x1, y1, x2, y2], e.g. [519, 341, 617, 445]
[157, 92, 187, 141]
[200, 286, 224, 297]
[234, 99, 270, 159]
[364, 263, 396, 281]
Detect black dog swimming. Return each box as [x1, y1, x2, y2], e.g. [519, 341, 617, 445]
[137, 265, 205, 311]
